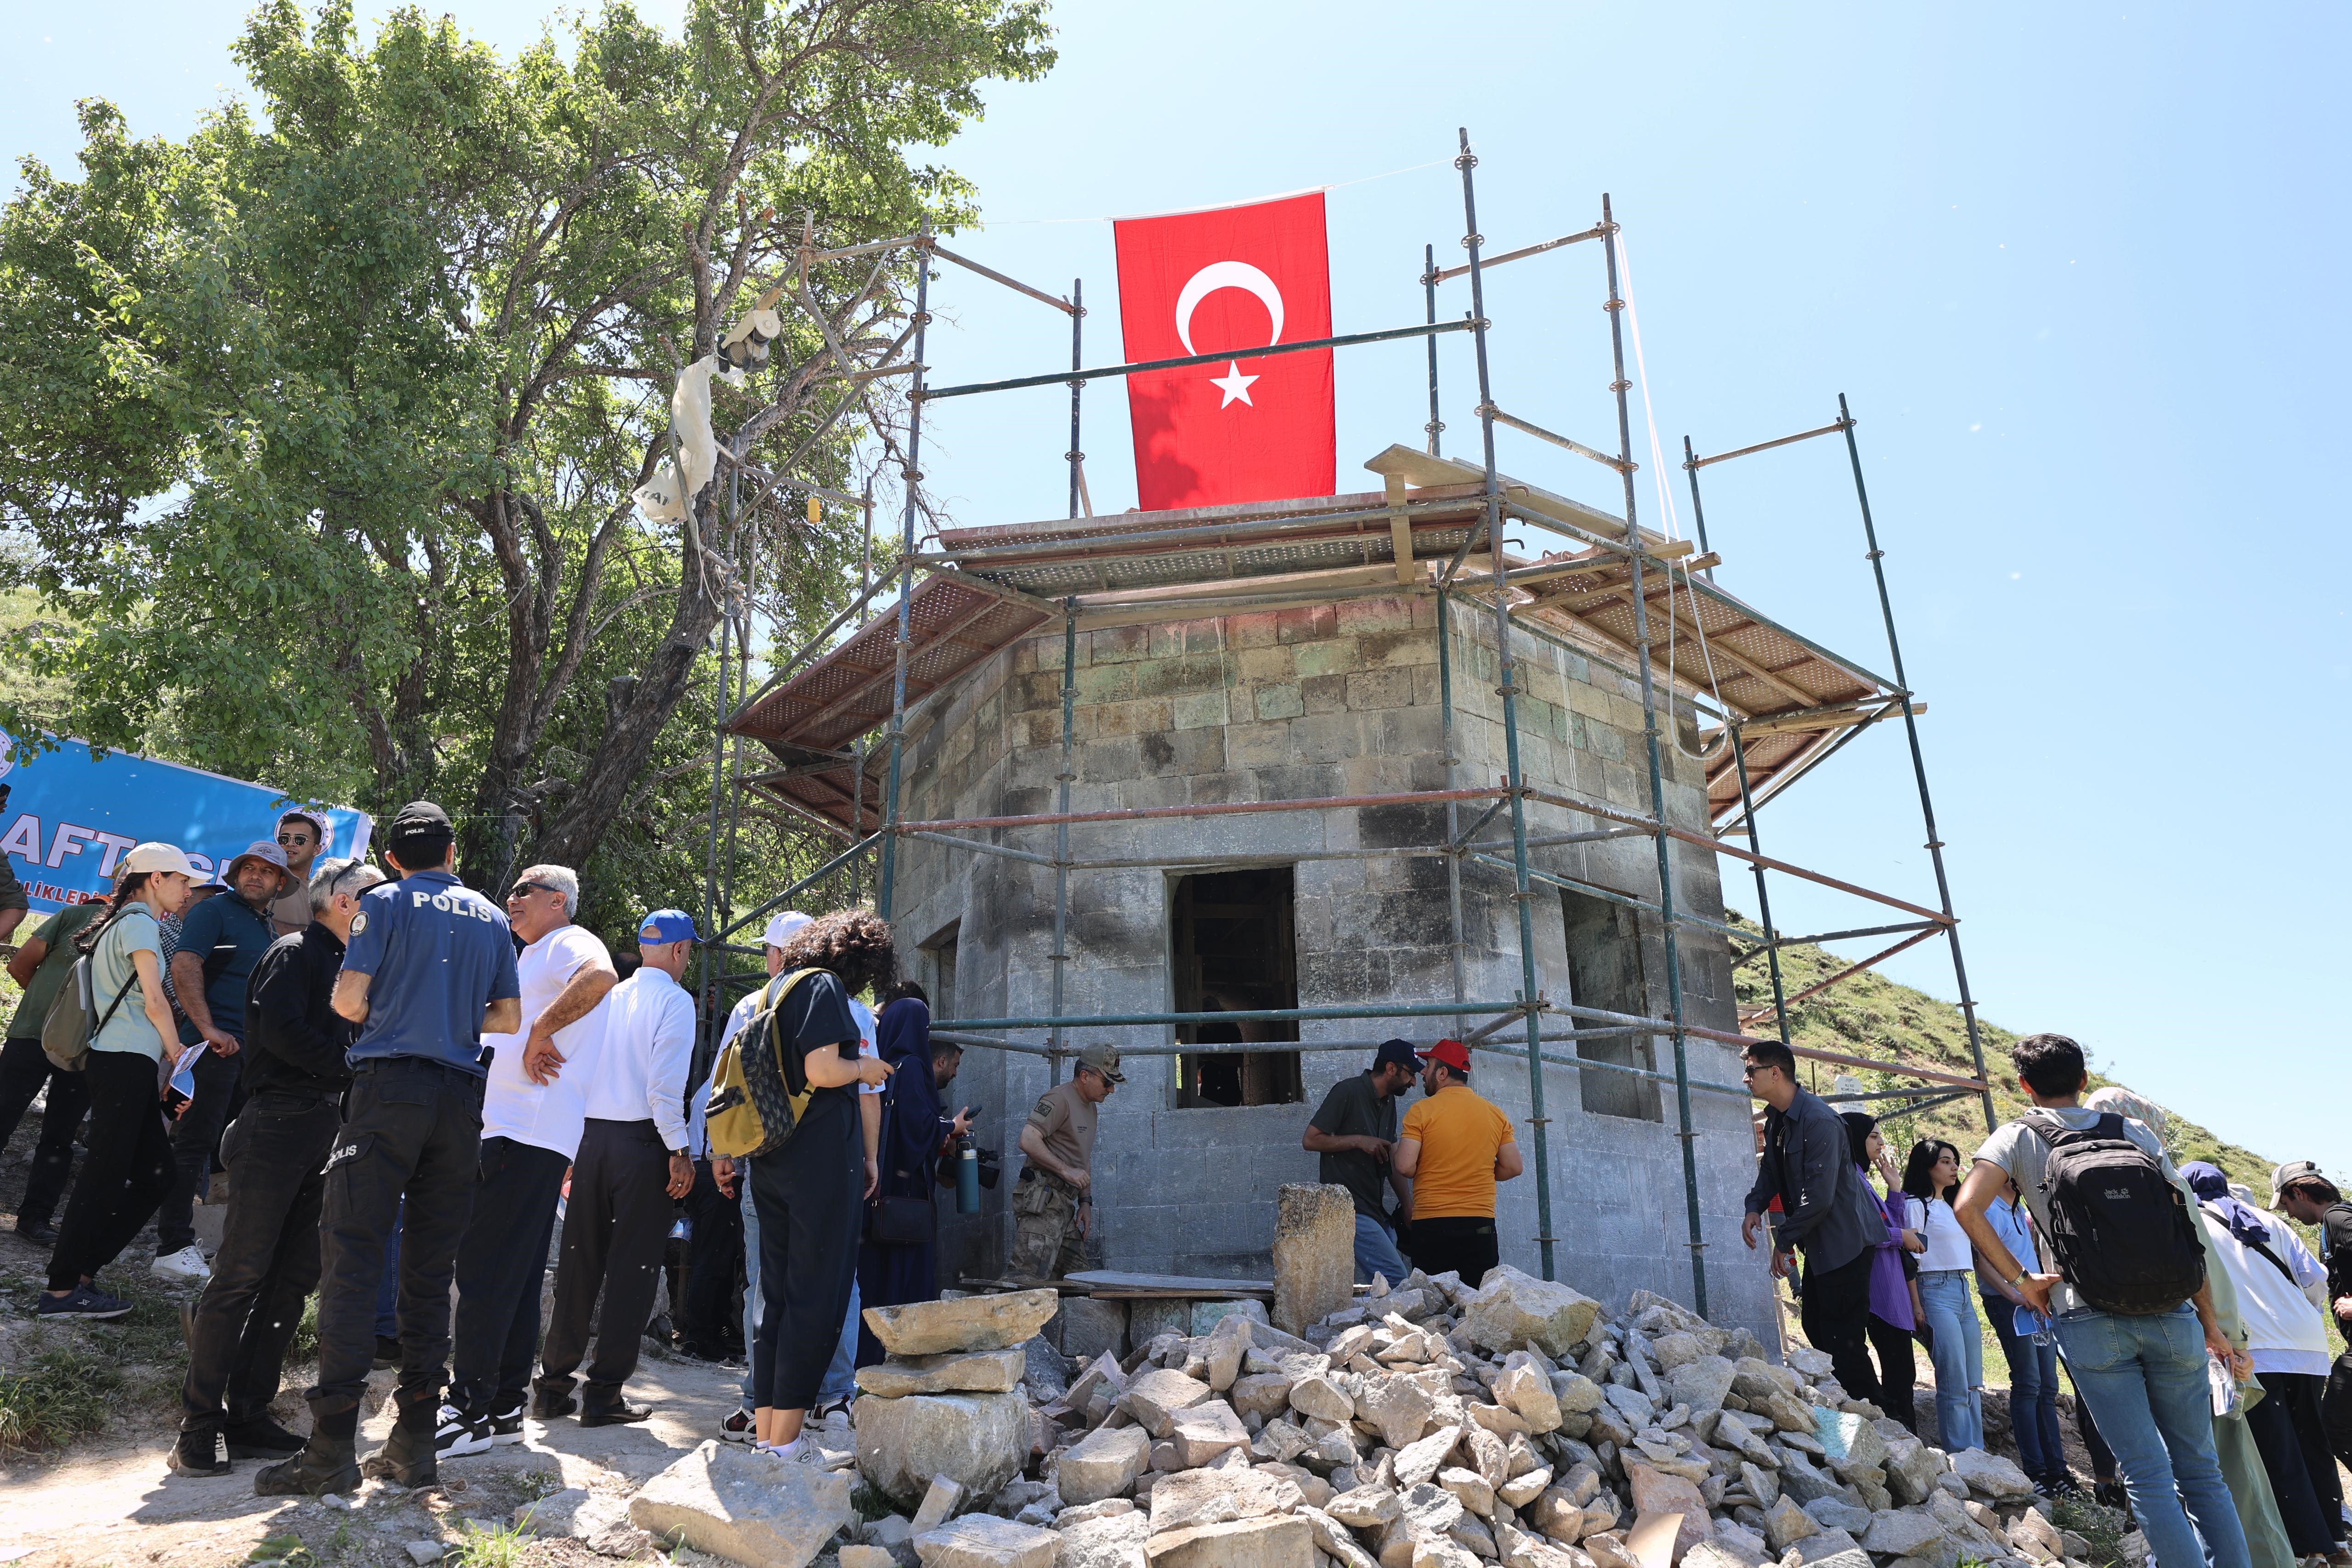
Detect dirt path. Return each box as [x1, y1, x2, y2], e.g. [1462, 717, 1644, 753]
[0, 1336, 756, 1568]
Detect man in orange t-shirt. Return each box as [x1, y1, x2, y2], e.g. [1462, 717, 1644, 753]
[1394, 1038, 1522, 1286]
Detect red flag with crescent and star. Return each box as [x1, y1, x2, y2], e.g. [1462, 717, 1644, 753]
[1113, 192, 1335, 511]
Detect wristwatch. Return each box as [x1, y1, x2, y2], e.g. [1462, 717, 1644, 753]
[2008, 1267, 2030, 1287]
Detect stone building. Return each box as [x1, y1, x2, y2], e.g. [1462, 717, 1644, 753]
[735, 447, 1903, 1354]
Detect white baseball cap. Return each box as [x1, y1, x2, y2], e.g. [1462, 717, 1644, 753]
[119, 842, 200, 881]
[762, 910, 814, 949]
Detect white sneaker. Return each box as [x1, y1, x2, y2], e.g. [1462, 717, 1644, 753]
[434, 1404, 492, 1459]
[151, 1245, 212, 1281]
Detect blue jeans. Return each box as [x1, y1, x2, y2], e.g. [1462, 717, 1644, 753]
[1984, 1292, 2065, 1481]
[1355, 1213, 1408, 1288]
[2054, 1303, 2250, 1568]
[374, 1199, 404, 1338]
[1917, 1271, 1984, 1451]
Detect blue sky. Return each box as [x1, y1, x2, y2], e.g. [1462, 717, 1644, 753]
[5, 3, 2345, 1176]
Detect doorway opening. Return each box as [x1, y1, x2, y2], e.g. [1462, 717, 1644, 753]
[1170, 866, 1303, 1107]
[1560, 889, 1662, 1121]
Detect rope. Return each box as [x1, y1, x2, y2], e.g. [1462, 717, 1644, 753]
[1616, 227, 1729, 759]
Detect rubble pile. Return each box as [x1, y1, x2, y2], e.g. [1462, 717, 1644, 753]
[809, 1263, 2141, 1568]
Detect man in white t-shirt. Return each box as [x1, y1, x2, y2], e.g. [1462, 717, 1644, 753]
[702, 909, 883, 1439]
[441, 865, 616, 1456]
[534, 909, 700, 1426]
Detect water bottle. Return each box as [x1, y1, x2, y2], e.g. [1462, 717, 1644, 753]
[957, 1145, 981, 1214]
[669, 1215, 692, 1242]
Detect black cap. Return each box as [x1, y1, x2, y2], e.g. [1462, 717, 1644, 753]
[1374, 1038, 1419, 1071]
[385, 801, 454, 863]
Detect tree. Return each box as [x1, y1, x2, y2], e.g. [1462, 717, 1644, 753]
[0, 0, 1053, 902]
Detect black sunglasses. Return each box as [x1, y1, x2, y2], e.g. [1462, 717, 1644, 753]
[510, 882, 559, 898]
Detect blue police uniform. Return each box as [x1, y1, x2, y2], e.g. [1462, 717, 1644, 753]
[296, 869, 519, 1471]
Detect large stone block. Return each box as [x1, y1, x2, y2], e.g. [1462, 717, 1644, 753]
[1142, 1514, 1314, 1568]
[1059, 1424, 1152, 1507]
[1057, 1509, 1152, 1568]
[1624, 1459, 1714, 1565]
[1123, 1368, 1213, 1438]
[1166, 1400, 1250, 1468]
[1148, 1466, 1300, 1532]
[854, 1391, 1030, 1508]
[1463, 1267, 1600, 1359]
[913, 1514, 1058, 1568]
[858, 1348, 1028, 1398]
[628, 1439, 851, 1568]
[1272, 1184, 1356, 1334]
[866, 1289, 1062, 1357]
[1056, 1297, 1130, 1364]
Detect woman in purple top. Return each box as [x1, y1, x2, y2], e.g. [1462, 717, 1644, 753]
[1843, 1111, 1927, 1432]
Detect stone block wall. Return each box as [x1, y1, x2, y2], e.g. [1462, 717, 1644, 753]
[888, 592, 1773, 1348]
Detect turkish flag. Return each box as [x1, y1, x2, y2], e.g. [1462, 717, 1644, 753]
[1114, 192, 1335, 511]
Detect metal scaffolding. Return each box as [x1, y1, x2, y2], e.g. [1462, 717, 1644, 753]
[695, 129, 1994, 1312]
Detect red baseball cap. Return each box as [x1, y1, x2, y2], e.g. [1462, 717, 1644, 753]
[1419, 1038, 1471, 1074]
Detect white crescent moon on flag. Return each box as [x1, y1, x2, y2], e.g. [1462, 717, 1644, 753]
[1174, 261, 1285, 357]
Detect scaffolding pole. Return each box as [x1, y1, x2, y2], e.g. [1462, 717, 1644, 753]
[1838, 394, 1996, 1131]
[875, 220, 931, 924]
[1050, 601, 1077, 1085]
[1603, 192, 1710, 1318]
[1457, 128, 1557, 1283]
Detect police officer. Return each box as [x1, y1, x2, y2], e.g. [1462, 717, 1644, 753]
[1011, 1044, 1123, 1280]
[257, 803, 520, 1498]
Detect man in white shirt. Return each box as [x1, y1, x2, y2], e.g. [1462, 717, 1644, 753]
[533, 909, 700, 1426]
[440, 865, 615, 1457]
[704, 909, 883, 1440]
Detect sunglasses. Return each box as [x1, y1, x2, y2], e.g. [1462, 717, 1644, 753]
[510, 882, 560, 898]
[276, 832, 315, 845]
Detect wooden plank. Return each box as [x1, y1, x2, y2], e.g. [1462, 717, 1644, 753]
[1385, 474, 1418, 585]
[1064, 1269, 1275, 1295]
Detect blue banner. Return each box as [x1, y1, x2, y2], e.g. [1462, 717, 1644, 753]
[0, 730, 373, 912]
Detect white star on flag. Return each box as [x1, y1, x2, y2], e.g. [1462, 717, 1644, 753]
[1209, 360, 1258, 408]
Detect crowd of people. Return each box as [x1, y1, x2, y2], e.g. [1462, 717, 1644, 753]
[1, 817, 2346, 1563]
[1742, 1032, 2352, 1568]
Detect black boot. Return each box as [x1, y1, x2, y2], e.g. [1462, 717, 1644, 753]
[254, 1433, 360, 1497]
[361, 1399, 439, 1489]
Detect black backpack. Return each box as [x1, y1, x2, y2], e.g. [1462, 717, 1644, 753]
[2023, 1110, 2206, 1314]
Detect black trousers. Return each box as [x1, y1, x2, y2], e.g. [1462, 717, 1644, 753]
[680, 1159, 742, 1352]
[1798, 1247, 1882, 1405]
[448, 1136, 567, 1421]
[47, 1049, 175, 1292]
[158, 1041, 240, 1253]
[2254, 1370, 2346, 1550]
[1404, 1215, 1500, 1289]
[180, 1090, 339, 1429]
[1867, 1310, 1920, 1432]
[306, 1058, 482, 1438]
[0, 1033, 90, 1229]
[537, 1119, 673, 1403]
[2325, 1350, 2352, 1481]
[748, 1124, 860, 1412]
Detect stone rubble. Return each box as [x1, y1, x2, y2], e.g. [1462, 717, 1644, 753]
[625, 1246, 2108, 1568]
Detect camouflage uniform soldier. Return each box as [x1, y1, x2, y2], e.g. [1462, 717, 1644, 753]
[1011, 1044, 1123, 1280]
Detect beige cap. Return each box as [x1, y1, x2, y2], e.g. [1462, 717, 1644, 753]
[119, 842, 199, 881]
[1076, 1043, 1125, 1083]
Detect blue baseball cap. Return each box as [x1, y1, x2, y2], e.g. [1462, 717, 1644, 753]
[1373, 1038, 1420, 1072]
[638, 908, 701, 946]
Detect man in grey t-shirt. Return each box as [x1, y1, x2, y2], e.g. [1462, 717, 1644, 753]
[1955, 1033, 2249, 1568]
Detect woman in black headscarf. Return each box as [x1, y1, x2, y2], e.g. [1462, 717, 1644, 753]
[854, 983, 971, 1366]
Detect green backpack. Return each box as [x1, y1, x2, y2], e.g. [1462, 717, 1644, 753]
[702, 969, 820, 1159]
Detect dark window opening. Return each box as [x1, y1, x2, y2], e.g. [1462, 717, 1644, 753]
[1560, 889, 1662, 1121]
[925, 923, 960, 1026]
[1171, 867, 1303, 1107]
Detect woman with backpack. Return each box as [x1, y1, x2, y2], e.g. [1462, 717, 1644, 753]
[1843, 1111, 1928, 1432]
[742, 909, 896, 1460]
[1904, 1137, 1986, 1450]
[37, 843, 200, 1320]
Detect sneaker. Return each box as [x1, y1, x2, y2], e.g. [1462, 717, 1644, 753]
[169, 1427, 232, 1478]
[151, 1245, 212, 1282]
[486, 1406, 526, 1445]
[580, 1399, 650, 1429]
[813, 1395, 854, 1427]
[223, 1414, 306, 1458]
[14, 1217, 58, 1246]
[36, 1283, 131, 1320]
[433, 1405, 491, 1459]
[719, 1407, 756, 1443]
